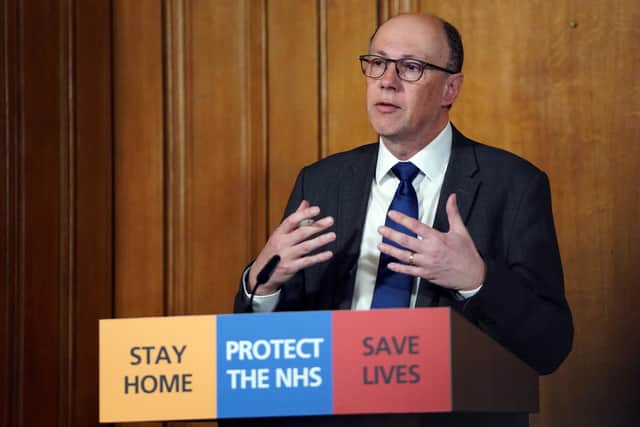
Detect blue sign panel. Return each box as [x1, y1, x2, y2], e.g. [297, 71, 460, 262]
[216, 311, 333, 418]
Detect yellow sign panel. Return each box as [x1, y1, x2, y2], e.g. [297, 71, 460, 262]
[99, 315, 217, 422]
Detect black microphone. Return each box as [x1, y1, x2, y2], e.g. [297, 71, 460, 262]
[248, 255, 281, 311]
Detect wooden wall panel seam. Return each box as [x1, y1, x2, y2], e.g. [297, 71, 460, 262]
[318, 0, 328, 159]
[16, 1, 26, 425]
[182, 0, 193, 318]
[109, 0, 116, 326]
[58, 0, 74, 425]
[240, 0, 250, 268]
[182, 0, 192, 316]
[164, 0, 189, 316]
[2, 3, 10, 426]
[378, 0, 388, 23]
[161, 0, 169, 319]
[261, 0, 269, 247]
[2, 1, 24, 425]
[262, 0, 271, 244]
[378, 0, 417, 21]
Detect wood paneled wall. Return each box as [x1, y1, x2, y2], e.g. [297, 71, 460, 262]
[419, 2, 640, 425]
[1, 0, 113, 426]
[1, 0, 638, 426]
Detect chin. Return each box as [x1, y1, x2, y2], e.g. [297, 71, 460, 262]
[371, 123, 402, 139]
[369, 119, 397, 136]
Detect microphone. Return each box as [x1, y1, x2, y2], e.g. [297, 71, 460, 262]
[248, 255, 281, 310]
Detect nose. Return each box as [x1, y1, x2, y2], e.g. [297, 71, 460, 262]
[379, 61, 400, 90]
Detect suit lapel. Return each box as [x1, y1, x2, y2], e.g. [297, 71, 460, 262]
[334, 144, 378, 309]
[433, 126, 480, 231]
[417, 126, 481, 307]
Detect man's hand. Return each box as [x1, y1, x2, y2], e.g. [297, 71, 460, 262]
[377, 193, 485, 291]
[248, 200, 336, 295]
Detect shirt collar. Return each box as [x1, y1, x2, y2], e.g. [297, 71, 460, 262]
[375, 122, 453, 184]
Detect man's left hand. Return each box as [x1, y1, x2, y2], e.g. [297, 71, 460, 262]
[377, 193, 485, 291]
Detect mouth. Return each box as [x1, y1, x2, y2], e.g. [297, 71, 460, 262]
[374, 101, 401, 113]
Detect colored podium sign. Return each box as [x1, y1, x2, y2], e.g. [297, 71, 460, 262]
[99, 308, 537, 423]
[216, 311, 333, 418]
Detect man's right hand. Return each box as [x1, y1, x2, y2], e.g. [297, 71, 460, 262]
[248, 200, 336, 295]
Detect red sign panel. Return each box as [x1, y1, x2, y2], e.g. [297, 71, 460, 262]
[332, 308, 452, 414]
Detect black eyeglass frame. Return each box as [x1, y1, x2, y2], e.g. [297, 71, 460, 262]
[358, 54, 458, 82]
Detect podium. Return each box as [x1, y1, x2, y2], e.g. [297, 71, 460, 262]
[99, 308, 537, 424]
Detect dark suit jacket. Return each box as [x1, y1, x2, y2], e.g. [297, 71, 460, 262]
[232, 127, 573, 426]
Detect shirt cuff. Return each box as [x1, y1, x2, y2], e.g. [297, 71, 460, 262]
[242, 266, 281, 312]
[457, 284, 482, 300]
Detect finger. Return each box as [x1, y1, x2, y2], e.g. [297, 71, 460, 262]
[295, 199, 310, 212]
[290, 230, 336, 258]
[445, 193, 466, 234]
[386, 262, 421, 277]
[377, 242, 416, 264]
[377, 226, 422, 252]
[286, 250, 334, 273]
[290, 215, 334, 243]
[386, 210, 434, 238]
[279, 204, 321, 233]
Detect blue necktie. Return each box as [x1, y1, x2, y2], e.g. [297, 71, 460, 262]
[371, 162, 420, 308]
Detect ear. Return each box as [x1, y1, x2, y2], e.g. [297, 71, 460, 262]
[442, 72, 464, 107]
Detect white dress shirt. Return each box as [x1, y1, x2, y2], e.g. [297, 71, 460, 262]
[350, 123, 452, 309]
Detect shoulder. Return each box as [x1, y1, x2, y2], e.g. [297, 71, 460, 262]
[478, 143, 543, 178]
[453, 127, 546, 182]
[299, 142, 378, 178]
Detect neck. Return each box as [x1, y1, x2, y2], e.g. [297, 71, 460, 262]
[382, 120, 449, 161]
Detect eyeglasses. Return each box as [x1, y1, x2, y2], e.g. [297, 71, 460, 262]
[359, 54, 457, 82]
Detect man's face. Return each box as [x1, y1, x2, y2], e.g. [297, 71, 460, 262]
[366, 15, 457, 145]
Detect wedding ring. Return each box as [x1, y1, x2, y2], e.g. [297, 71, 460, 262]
[408, 252, 415, 265]
[299, 219, 315, 227]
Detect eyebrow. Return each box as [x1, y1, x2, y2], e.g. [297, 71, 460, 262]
[373, 49, 430, 62]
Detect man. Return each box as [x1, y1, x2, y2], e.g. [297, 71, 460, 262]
[232, 13, 572, 427]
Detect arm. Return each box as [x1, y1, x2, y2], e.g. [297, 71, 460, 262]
[378, 173, 573, 374]
[462, 173, 573, 374]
